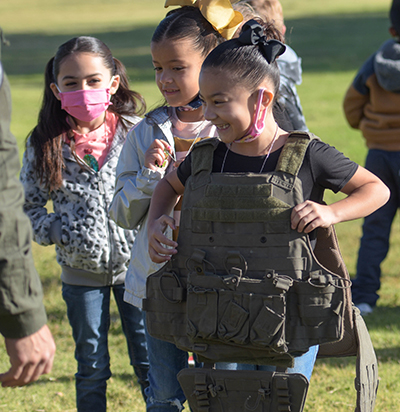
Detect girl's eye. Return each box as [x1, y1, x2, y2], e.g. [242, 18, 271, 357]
[173, 67, 184, 71]
[153, 67, 162, 72]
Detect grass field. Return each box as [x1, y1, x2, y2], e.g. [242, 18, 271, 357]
[1, 0, 400, 411]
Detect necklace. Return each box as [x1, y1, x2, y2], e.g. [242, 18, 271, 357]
[220, 122, 279, 173]
[68, 113, 112, 172]
[176, 93, 203, 112]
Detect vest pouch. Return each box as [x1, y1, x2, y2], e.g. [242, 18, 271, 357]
[286, 272, 346, 352]
[144, 267, 187, 343]
[177, 368, 309, 412]
[186, 271, 288, 353]
[295, 273, 344, 328]
[187, 286, 218, 340]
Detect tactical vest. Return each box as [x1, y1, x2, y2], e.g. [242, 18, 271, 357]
[144, 132, 379, 411]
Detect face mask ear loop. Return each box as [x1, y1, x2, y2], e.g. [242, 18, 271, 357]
[252, 88, 267, 137]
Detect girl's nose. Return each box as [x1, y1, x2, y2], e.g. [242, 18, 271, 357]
[159, 71, 172, 85]
[81, 81, 91, 90]
[203, 105, 216, 121]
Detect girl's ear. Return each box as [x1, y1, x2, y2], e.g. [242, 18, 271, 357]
[109, 75, 120, 95]
[261, 89, 274, 110]
[50, 83, 61, 101]
[389, 26, 399, 38]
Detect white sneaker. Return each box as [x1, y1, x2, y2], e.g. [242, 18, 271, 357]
[356, 303, 373, 316]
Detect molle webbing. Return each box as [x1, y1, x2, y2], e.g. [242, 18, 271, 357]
[144, 131, 379, 411]
[144, 131, 348, 364]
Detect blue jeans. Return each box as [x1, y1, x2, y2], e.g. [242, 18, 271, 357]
[62, 283, 149, 412]
[143, 317, 187, 412]
[215, 345, 319, 382]
[352, 149, 400, 307]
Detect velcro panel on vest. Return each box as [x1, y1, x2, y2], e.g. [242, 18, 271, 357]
[275, 132, 313, 176]
[191, 187, 291, 223]
[190, 138, 219, 190]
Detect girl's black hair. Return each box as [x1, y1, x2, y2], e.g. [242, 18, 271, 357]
[29, 36, 146, 191]
[152, 6, 224, 56]
[202, 20, 283, 97]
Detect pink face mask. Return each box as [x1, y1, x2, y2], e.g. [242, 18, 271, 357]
[56, 81, 113, 122]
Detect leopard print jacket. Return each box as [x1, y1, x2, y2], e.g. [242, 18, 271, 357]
[20, 116, 140, 285]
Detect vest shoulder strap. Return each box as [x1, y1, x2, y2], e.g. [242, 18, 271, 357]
[276, 131, 320, 176]
[190, 132, 321, 180]
[191, 137, 219, 177]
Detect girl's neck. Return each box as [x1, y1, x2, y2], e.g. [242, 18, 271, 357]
[175, 106, 204, 123]
[69, 112, 107, 134]
[230, 119, 288, 157]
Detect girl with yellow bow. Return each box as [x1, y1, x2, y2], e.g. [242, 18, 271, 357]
[109, 2, 242, 411]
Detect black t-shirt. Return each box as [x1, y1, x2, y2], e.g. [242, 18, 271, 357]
[177, 139, 359, 204]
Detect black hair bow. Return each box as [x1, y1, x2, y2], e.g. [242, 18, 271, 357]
[238, 19, 286, 64]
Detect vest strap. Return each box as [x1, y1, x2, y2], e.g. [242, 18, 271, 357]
[276, 131, 314, 176]
[353, 306, 379, 412]
[191, 138, 219, 190]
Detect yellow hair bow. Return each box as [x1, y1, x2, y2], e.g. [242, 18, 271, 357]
[164, 0, 243, 40]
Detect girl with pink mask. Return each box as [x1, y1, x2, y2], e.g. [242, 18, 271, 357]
[20, 36, 149, 411]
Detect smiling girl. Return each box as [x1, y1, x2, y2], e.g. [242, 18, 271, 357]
[146, 19, 390, 388]
[20, 36, 149, 411]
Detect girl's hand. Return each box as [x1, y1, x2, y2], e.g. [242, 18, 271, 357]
[148, 215, 178, 263]
[144, 140, 173, 171]
[291, 200, 336, 233]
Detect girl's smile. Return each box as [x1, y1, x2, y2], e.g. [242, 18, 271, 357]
[199, 67, 281, 156]
[199, 68, 258, 142]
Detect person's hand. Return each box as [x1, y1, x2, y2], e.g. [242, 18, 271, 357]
[148, 214, 178, 263]
[144, 139, 173, 171]
[291, 200, 336, 233]
[0, 324, 56, 387]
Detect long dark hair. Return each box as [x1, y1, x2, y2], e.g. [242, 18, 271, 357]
[29, 36, 146, 191]
[202, 20, 283, 98]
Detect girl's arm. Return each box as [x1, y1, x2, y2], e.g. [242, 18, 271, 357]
[343, 54, 374, 130]
[147, 169, 185, 264]
[291, 165, 390, 233]
[109, 124, 172, 229]
[19, 140, 59, 246]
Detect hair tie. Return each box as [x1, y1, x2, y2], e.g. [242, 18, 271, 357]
[164, 0, 243, 40]
[238, 19, 286, 64]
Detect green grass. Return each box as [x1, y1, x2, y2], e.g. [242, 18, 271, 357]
[1, 0, 399, 410]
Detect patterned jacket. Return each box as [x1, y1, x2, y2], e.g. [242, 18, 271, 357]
[20, 115, 140, 287]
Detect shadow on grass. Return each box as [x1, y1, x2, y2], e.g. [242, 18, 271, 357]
[1, 10, 391, 82]
[33, 372, 138, 385]
[2, 25, 156, 84]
